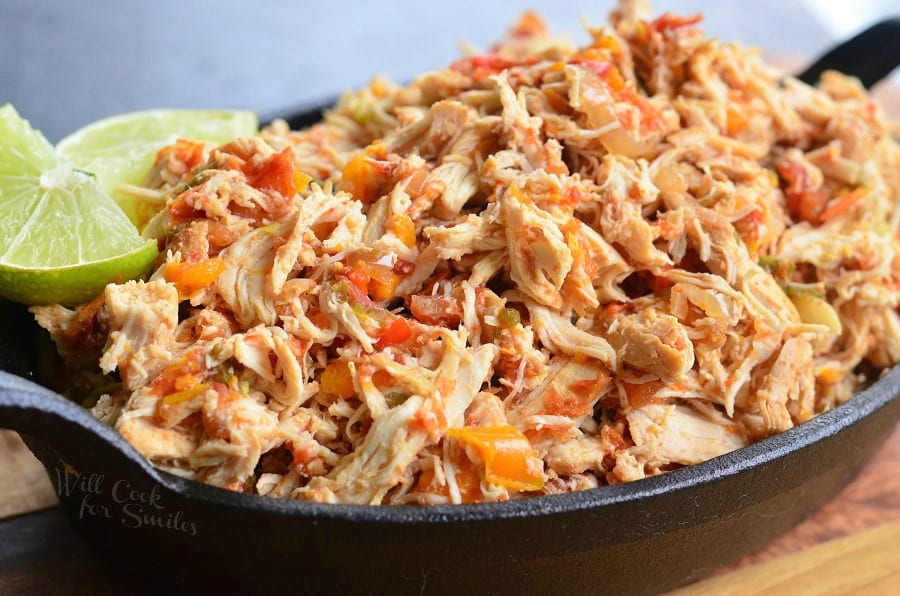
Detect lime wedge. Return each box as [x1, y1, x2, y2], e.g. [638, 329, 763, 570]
[56, 109, 258, 224]
[0, 104, 158, 306]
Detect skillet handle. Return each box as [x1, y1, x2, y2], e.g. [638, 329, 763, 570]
[0, 370, 153, 486]
[797, 18, 900, 89]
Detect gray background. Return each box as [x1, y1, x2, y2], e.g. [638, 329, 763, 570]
[0, 1, 888, 142]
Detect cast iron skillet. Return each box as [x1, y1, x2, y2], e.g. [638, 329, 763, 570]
[2, 20, 900, 595]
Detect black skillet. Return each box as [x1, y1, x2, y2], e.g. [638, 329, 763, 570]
[2, 20, 900, 595]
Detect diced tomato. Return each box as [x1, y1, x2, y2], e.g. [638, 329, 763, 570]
[168, 193, 205, 225]
[308, 310, 332, 330]
[344, 260, 371, 294]
[156, 139, 207, 171]
[343, 260, 400, 301]
[787, 190, 828, 224]
[450, 54, 525, 82]
[543, 372, 610, 418]
[733, 210, 764, 255]
[149, 349, 206, 398]
[377, 318, 411, 347]
[372, 369, 393, 389]
[649, 13, 703, 33]
[393, 259, 415, 277]
[777, 159, 828, 224]
[409, 294, 462, 327]
[246, 147, 297, 197]
[339, 277, 378, 309]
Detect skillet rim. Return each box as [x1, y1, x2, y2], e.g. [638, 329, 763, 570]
[6, 361, 890, 524]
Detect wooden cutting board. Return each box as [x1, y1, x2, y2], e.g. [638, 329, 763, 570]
[0, 431, 58, 519]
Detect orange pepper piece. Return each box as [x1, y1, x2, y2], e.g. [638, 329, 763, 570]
[365, 262, 400, 301]
[163, 257, 225, 298]
[446, 425, 545, 491]
[387, 214, 416, 247]
[339, 155, 379, 203]
[320, 361, 355, 400]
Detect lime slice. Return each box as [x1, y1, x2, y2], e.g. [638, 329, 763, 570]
[57, 109, 258, 224]
[0, 104, 158, 306]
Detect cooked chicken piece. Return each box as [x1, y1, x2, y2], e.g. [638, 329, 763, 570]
[191, 389, 280, 487]
[465, 392, 509, 427]
[229, 326, 313, 408]
[753, 337, 815, 432]
[117, 415, 201, 461]
[424, 203, 506, 261]
[545, 435, 615, 476]
[215, 227, 278, 328]
[318, 280, 376, 353]
[496, 72, 552, 171]
[568, 65, 676, 158]
[99, 280, 179, 390]
[507, 356, 610, 426]
[626, 403, 748, 466]
[502, 188, 573, 309]
[524, 300, 616, 367]
[385, 100, 476, 158]
[606, 309, 695, 382]
[562, 219, 629, 311]
[270, 187, 355, 295]
[593, 156, 671, 267]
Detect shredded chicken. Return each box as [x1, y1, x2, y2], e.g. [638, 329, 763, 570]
[32, 2, 900, 504]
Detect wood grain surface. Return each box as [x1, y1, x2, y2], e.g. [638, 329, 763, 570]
[0, 431, 57, 519]
[673, 520, 900, 596]
[727, 422, 900, 569]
